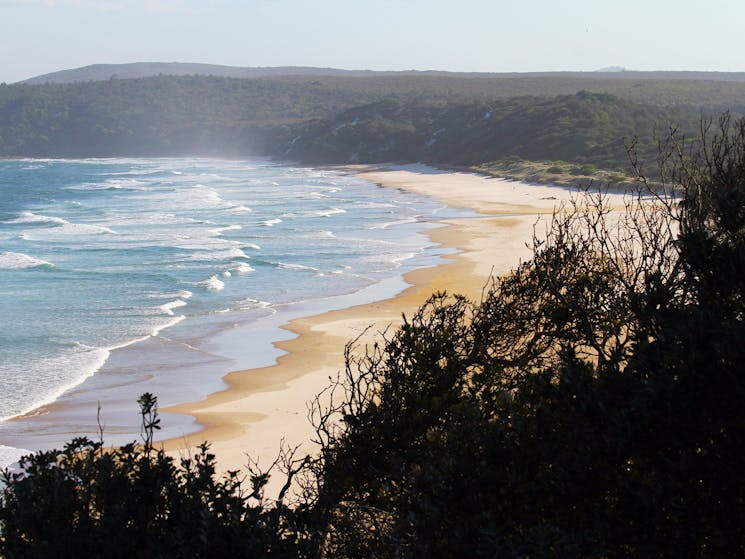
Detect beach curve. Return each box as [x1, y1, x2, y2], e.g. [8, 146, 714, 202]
[161, 165, 616, 482]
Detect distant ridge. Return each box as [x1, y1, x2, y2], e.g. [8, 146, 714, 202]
[20, 62, 515, 84]
[19, 62, 388, 84]
[18, 62, 745, 84]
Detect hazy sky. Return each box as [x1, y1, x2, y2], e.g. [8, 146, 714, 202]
[1, 0, 743, 83]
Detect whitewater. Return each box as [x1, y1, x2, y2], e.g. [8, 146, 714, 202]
[0, 158, 470, 466]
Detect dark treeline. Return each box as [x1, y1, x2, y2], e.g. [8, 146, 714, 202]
[0, 73, 742, 170]
[2, 112, 744, 557]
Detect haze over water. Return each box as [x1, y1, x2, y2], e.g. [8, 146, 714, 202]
[0, 158, 470, 466]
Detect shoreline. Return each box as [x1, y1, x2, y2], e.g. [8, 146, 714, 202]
[161, 165, 608, 479]
[0, 160, 462, 464]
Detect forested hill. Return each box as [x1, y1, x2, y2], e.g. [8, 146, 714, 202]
[1, 72, 743, 176]
[284, 93, 694, 168]
[19, 62, 408, 85]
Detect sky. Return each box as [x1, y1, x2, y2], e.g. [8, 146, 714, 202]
[1, 0, 743, 83]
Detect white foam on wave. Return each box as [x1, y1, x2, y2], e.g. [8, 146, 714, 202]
[135, 184, 231, 212]
[282, 207, 347, 218]
[368, 218, 419, 230]
[199, 172, 241, 183]
[361, 251, 416, 271]
[312, 207, 346, 217]
[300, 191, 329, 200]
[211, 224, 243, 235]
[150, 315, 186, 336]
[175, 236, 242, 251]
[261, 218, 282, 227]
[7, 211, 68, 225]
[190, 184, 225, 205]
[0, 343, 110, 422]
[26, 222, 118, 237]
[67, 178, 147, 191]
[185, 247, 249, 261]
[0, 251, 53, 269]
[147, 290, 193, 300]
[274, 262, 319, 272]
[64, 223, 118, 235]
[300, 230, 336, 239]
[10, 210, 118, 236]
[230, 262, 254, 274]
[100, 168, 160, 177]
[243, 242, 261, 250]
[159, 299, 188, 316]
[106, 212, 197, 226]
[1, 312, 190, 423]
[392, 252, 416, 264]
[354, 201, 397, 209]
[229, 204, 252, 213]
[238, 297, 273, 310]
[198, 275, 225, 291]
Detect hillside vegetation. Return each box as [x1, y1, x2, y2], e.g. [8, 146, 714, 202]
[3, 72, 742, 183]
[285, 92, 696, 170]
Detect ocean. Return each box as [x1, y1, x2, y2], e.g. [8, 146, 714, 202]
[0, 158, 469, 467]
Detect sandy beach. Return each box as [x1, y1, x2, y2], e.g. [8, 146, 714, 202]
[162, 165, 610, 483]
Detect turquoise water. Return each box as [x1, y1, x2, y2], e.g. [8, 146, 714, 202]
[0, 158, 468, 465]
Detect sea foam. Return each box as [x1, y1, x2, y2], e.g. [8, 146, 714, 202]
[159, 299, 188, 316]
[230, 262, 255, 274]
[0, 251, 53, 269]
[7, 211, 68, 225]
[198, 275, 225, 291]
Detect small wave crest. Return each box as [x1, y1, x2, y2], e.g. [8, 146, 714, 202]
[238, 297, 273, 310]
[13, 216, 118, 236]
[313, 207, 346, 217]
[67, 178, 147, 191]
[7, 211, 68, 225]
[150, 315, 186, 336]
[185, 247, 249, 261]
[211, 224, 243, 235]
[147, 290, 193, 300]
[273, 262, 319, 272]
[261, 218, 283, 227]
[158, 299, 188, 316]
[230, 262, 254, 274]
[197, 275, 225, 291]
[0, 251, 53, 269]
[59, 223, 118, 235]
[369, 217, 420, 230]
